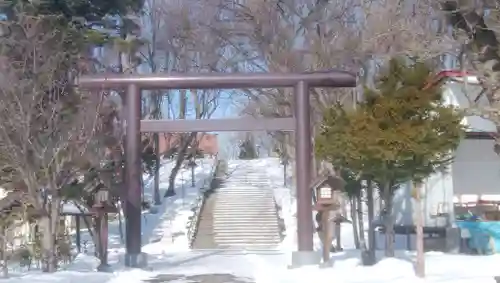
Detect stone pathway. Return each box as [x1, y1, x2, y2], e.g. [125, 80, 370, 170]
[143, 273, 253, 283]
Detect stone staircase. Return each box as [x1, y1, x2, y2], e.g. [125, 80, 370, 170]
[211, 161, 281, 250]
[192, 189, 218, 249]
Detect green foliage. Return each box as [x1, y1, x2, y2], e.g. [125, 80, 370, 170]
[3, 0, 144, 23]
[316, 57, 466, 187]
[238, 140, 258, 160]
[2, 0, 145, 65]
[339, 168, 362, 198]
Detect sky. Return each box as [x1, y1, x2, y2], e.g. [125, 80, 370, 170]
[143, 89, 242, 157]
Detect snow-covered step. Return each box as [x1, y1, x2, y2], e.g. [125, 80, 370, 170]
[214, 218, 277, 222]
[217, 189, 272, 192]
[218, 243, 280, 249]
[214, 233, 281, 239]
[217, 188, 272, 192]
[213, 211, 276, 216]
[213, 239, 281, 244]
[216, 202, 274, 205]
[213, 235, 281, 241]
[220, 243, 279, 252]
[213, 209, 276, 214]
[213, 230, 279, 235]
[216, 195, 273, 198]
[211, 161, 281, 250]
[214, 203, 276, 209]
[214, 204, 275, 208]
[216, 194, 274, 197]
[213, 212, 276, 216]
[213, 219, 279, 225]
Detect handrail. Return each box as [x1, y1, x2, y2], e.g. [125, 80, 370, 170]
[186, 155, 219, 248]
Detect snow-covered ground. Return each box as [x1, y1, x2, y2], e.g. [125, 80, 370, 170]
[4, 157, 500, 283]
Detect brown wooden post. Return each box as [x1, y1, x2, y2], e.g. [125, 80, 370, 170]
[124, 83, 142, 266]
[295, 80, 314, 251]
[321, 211, 331, 262]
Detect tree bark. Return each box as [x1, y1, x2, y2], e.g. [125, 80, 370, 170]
[164, 88, 188, 197]
[383, 181, 395, 257]
[356, 195, 367, 251]
[0, 225, 7, 278]
[40, 198, 61, 272]
[153, 132, 162, 205]
[165, 132, 197, 197]
[414, 181, 425, 277]
[117, 202, 124, 243]
[366, 179, 376, 260]
[350, 197, 361, 249]
[40, 216, 56, 272]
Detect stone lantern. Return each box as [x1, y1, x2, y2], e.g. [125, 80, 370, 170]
[92, 185, 116, 272]
[311, 176, 344, 265]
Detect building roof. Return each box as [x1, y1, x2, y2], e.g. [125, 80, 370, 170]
[154, 133, 219, 156]
[310, 176, 345, 191]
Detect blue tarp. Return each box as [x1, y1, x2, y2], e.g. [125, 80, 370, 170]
[456, 221, 500, 254]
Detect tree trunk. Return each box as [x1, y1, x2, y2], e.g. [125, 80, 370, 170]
[283, 162, 287, 186]
[153, 132, 162, 205]
[350, 197, 361, 249]
[164, 88, 190, 197]
[383, 181, 395, 257]
[40, 216, 56, 272]
[0, 226, 7, 278]
[366, 179, 376, 260]
[39, 198, 61, 272]
[165, 157, 182, 197]
[165, 133, 197, 197]
[414, 181, 425, 277]
[141, 175, 145, 202]
[82, 215, 98, 247]
[117, 202, 124, 243]
[356, 195, 367, 250]
[191, 165, 195, 187]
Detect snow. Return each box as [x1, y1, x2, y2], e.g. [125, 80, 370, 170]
[61, 200, 91, 214]
[4, 157, 500, 283]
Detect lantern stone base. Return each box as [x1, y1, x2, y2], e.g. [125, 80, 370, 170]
[149, 206, 159, 214]
[124, 252, 149, 268]
[97, 263, 113, 272]
[288, 251, 321, 268]
[319, 260, 333, 268]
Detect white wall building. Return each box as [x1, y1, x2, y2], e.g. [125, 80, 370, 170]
[392, 70, 500, 228]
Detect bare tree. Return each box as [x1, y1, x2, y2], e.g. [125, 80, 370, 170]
[441, 1, 500, 152]
[0, 14, 105, 272]
[210, 0, 454, 261]
[218, 0, 453, 169]
[139, 0, 230, 197]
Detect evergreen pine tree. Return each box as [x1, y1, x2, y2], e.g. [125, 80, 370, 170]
[316, 57, 465, 260]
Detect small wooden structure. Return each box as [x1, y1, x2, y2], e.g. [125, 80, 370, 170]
[60, 200, 94, 253]
[310, 175, 345, 263]
[88, 184, 117, 271]
[311, 176, 344, 211]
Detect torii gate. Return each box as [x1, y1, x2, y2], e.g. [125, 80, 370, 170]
[77, 71, 356, 267]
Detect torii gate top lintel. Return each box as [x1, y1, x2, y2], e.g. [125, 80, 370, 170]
[77, 70, 356, 90]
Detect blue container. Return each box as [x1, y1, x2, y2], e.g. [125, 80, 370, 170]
[456, 221, 500, 254]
